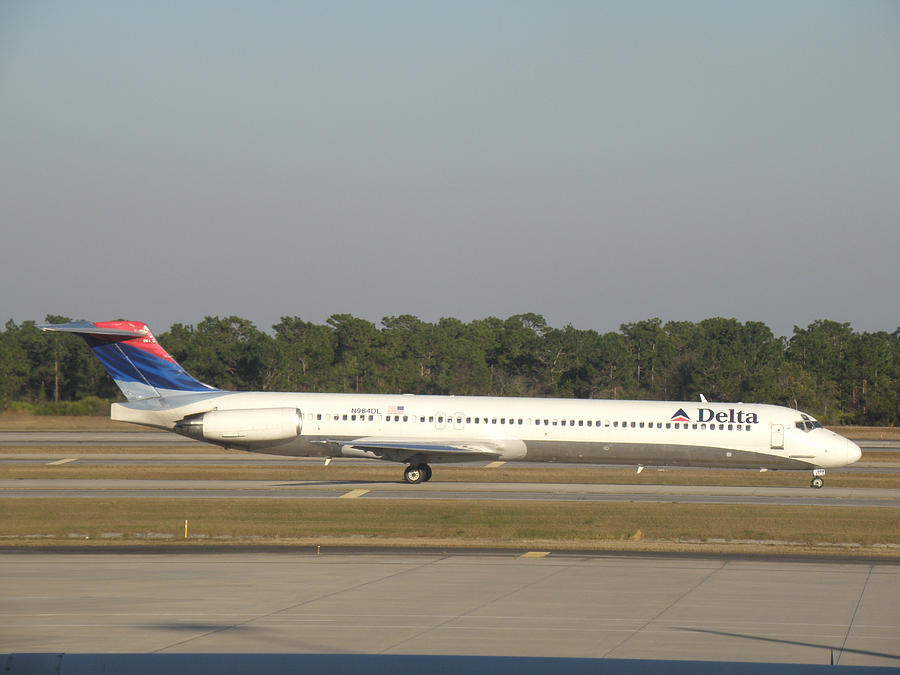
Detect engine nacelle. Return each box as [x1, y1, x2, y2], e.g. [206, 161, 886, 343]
[174, 408, 302, 445]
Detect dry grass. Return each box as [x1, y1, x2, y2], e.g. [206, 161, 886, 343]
[0, 413, 137, 431]
[3, 462, 900, 489]
[2, 499, 898, 555]
[830, 426, 900, 440]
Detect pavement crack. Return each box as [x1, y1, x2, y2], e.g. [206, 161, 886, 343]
[378, 557, 577, 654]
[599, 559, 728, 658]
[149, 554, 450, 653]
[835, 564, 873, 665]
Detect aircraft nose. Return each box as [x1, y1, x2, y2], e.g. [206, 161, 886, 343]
[845, 438, 862, 465]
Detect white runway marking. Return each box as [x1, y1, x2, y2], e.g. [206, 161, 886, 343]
[46, 458, 77, 466]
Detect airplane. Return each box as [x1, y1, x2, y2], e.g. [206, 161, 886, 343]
[40, 320, 862, 488]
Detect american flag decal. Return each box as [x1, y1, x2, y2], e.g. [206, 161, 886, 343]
[388, 405, 405, 414]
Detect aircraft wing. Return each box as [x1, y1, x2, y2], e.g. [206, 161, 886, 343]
[318, 437, 504, 463]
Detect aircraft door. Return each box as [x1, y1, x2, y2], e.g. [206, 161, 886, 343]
[770, 424, 784, 449]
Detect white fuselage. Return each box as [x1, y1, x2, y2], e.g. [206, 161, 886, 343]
[112, 391, 861, 471]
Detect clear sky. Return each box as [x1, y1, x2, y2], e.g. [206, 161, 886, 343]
[2, 1, 898, 338]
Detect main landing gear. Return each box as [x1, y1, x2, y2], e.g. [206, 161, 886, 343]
[404, 463, 432, 484]
[810, 468, 825, 489]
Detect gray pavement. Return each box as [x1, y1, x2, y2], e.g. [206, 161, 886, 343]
[2, 478, 900, 507]
[4, 453, 900, 473]
[1, 551, 898, 667]
[0, 431, 201, 446]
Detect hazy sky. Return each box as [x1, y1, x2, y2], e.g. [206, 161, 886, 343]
[2, 1, 898, 338]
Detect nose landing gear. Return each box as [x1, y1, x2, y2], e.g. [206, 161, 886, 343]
[404, 463, 432, 484]
[810, 468, 825, 489]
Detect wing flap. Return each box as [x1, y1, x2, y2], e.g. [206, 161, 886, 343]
[317, 437, 503, 463]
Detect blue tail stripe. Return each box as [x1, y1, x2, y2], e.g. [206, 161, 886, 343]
[88, 341, 214, 393]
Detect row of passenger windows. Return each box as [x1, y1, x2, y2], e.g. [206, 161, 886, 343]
[313, 413, 754, 431]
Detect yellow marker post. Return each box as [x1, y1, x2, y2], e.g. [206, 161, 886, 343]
[184, 520, 188, 539]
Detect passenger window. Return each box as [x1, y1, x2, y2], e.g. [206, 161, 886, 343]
[316, 414, 322, 421]
[342, 414, 348, 421]
[518, 419, 523, 425]
[429, 416, 434, 423]
[668, 423, 673, 429]
[351, 414, 357, 421]
[639, 422, 644, 428]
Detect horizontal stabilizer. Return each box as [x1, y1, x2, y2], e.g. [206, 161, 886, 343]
[39, 321, 149, 339]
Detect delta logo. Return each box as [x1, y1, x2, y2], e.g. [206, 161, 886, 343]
[670, 408, 759, 424]
[671, 409, 691, 422]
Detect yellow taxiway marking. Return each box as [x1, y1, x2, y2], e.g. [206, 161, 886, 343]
[485, 461, 506, 468]
[520, 551, 550, 558]
[339, 489, 370, 499]
[46, 458, 78, 466]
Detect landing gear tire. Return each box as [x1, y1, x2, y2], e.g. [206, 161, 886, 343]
[811, 476, 824, 489]
[423, 465, 433, 482]
[404, 464, 427, 484]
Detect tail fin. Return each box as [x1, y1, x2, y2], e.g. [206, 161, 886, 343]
[40, 320, 219, 401]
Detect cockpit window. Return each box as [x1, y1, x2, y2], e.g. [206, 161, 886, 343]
[795, 420, 823, 432]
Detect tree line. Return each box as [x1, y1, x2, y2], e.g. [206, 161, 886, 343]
[1, 314, 897, 425]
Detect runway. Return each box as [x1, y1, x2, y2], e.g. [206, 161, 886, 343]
[1, 550, 898, 667]
[3, 478, 900, 507]
[0, 431, 205, 446]
[2, 430, 898, 506]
